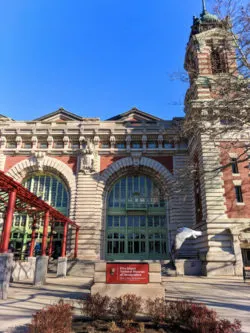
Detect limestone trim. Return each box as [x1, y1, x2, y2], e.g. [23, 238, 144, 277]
[227, 222, 250, 275]
[233, 179, 242, 186]
[6, 155, 76, 219]
[96, 156, 175, 260]
[99, 156, 174, 193]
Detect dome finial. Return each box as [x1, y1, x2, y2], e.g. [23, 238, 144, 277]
[202, 0, 207, 13]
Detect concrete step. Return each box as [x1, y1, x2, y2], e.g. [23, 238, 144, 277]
[48, 259, 96, 278]
[67, 260, 95, 278]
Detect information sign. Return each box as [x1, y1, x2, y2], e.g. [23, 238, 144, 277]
[106, 263, 149, 284]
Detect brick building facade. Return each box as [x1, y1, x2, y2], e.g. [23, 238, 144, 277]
[0, 5, 249, 276]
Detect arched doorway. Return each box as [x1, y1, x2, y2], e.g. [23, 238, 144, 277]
[106, 174, 169, 260]
[11, 173, 70, 257]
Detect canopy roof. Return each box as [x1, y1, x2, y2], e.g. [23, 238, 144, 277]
[0, 170, 79, 229]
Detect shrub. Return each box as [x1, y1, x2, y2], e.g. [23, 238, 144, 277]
[80, 292, 110, 320]
[169, 301, 242, 333]
[145, 297, 168, 324]
[28, 299, 72, 333]
[110, 294, 142, 322]
[146, 298, 242, 333]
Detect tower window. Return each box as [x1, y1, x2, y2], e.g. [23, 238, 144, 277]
[211, 49, 227, 74]
[231, 158, 239, 174]
[235, 186, 243, 203]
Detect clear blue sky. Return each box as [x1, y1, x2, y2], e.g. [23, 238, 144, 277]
[0, 0, 211, 121]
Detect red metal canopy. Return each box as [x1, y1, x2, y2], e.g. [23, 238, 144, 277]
[0, 170, 79, 257]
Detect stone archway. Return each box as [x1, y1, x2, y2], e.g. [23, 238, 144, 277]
[96, 156, 175, 260]
[6, 154, 76, 219]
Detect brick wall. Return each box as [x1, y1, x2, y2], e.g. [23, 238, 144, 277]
[53, 156, 77, 173]
[220, 145, 250, 218]
[5, 155, 77, 174]
[4, 156, 29, 172]
[151, 156, 173, 173]
[100, 156, 125, 172]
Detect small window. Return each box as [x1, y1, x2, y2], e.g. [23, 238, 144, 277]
[23, 142, 32, 149]
[131, 142, 141, 149]
[235, 186, 243, 203]
[6, 142, 16, 148]
[148, 142, 157, 149]
[163, 142, 174, 149]
[100, 142, 109, 148]
[39, 142, 47, 148]
[54, 142, 64, 148]
[231, 158, 239, 174]
[116, 142, 125, 149]
[71, 142, 80, 149]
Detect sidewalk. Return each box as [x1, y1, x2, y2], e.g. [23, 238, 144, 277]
[0, 275, 249, 333]
[0, 275, 92, 333]
[163, 276, 250, 333]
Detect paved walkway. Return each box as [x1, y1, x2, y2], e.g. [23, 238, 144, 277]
[0, 275, 249, 333]
[0, 275, 92, 333]
[163, 276, 250, 333]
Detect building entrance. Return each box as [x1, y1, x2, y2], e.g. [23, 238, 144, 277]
[106, 175, 168, 260]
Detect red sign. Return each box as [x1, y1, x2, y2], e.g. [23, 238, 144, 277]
[106, 263, 149, 284]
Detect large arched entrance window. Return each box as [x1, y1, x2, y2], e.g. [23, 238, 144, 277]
[106, 175, 168, 260]
[11, 173, 69, 257]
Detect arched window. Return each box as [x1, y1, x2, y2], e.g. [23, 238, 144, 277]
[23, 174, 69, 216]
[11, 173, 69, 257]
[106, 175, 168, 260]
[211, 48, 228, 74]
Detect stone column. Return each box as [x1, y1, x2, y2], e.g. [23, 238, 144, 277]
[57, 257, 67, 277]
[0, 253, 13, 300]
[33, 256, 48, 286]
[232, 235, 244, 276]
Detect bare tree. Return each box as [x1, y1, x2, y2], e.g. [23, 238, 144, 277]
[167, 1, 250, 199]
[182, 0, 250, 146]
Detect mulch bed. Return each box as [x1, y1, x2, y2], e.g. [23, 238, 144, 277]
[72, 318, 190, 333]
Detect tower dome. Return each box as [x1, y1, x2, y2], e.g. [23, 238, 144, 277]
[200, 0, 219, 23]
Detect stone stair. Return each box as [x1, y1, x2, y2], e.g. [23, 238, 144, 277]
[67, 259, 95, 278]
[48, 258, 95, 278]
[74, 174, 101, 259]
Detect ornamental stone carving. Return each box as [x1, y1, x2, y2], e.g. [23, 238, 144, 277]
[63, 136, 69, 150]
[31, 136, 38, 150]
[78, 139, 97, 174]
[0, 136, 6, 149]
[15, 136, 22, 149]
[110, 135, 116, 149]
[131, 152, 142, 168]
[33, 151, 47, 171]
[126, 135, 131, 152]
[158, 134, 164, 149]
[47, 136, 53, 149]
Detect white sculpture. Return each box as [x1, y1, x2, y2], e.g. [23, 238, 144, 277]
[80, 139, 95, 174]
[170, 227, 202, 265]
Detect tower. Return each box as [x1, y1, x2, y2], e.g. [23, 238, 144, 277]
[184, 1, 246, 276]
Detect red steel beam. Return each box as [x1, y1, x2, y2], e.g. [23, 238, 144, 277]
[41, 211, 49, 256]
[0, 171, 79, 230]
[1, 189, 17, 253]
[48, 223, 54, 257]
[29, 215, 37, 257]
[74, 228, 79, 258]
[61, 222, 68, 257]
